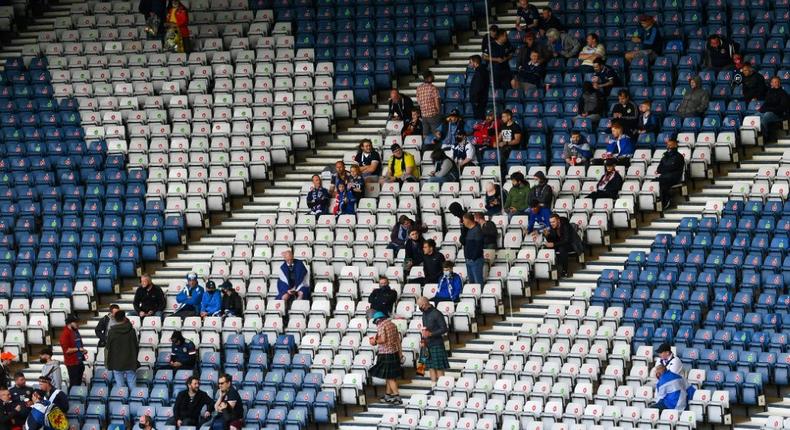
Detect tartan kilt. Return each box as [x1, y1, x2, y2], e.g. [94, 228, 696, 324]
[370, 353, 403, 380]
[424, 344, 450, 370]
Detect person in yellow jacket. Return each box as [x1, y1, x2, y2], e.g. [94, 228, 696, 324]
[382, 143, 420, 183]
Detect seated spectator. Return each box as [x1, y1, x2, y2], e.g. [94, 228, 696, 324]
[729, 54, 746, 89]
[610, 90, 639, 135]
[625, 14, 662, 63]
[175, 273, 203, 318]
[329, 160, 351, 194]
[426, 148, 458, 184]
[563, 131, 592, 165]
[276, 249, 310, 301]
[651, 365, 696, 411]
[677, 76, 710, 118]
[516, 31, 551, 66]
[656, 138, 685, 209]
[387, 89, 414, 123]
[592, 58, 620, 96]
[759, 76, 790, 139]
[436, 109, 466, 149]
[538, 6, 563, 34]
[485, 182, 506, 216]
[543, 214, 578, 278]
[347, 164, 364, 201]
[527, 200, 552, 234]
[199, 281, 221, 317]
[332, 182, 356, 215]
[602, 122, 635, 164]
[433, 261, 463, 303]
[388, 215, 414, 251]
[306, 174, 330, 216]
[546, 29, 581, 59]
[587, 160, 623, 202]
[354, 139, 382, 178]
[168, 376, 214, 428]
[512, 51, 546, 90]
[741, 63, 767, 102]
[505, 172, 531, 217]
[420, 239, 445, 285]
[475, 212, 499, 249]
[636, 100, 659, 135]
[452, 130, 477, 170]
[402, 108, 423, 139]
[578, 33, 605, 73]
[472, 110, 502, 150]
[404, 228, 425, 272]
[528, 171, 553, 208]
[704, 35, 737, 70]
[515, 0, 540, 32]
[468, 55, 489, 120]
[484, 30, 514, 90]
[382, 144, 420, 183]
[132, 274, 166, 319]
[169, 331, 197, 369]
[576, 81, 606, 123]
[220, 282, 243, 317]
[368, 276, 398, 317]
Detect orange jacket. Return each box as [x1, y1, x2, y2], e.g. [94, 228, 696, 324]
[167, 5, 189, 37]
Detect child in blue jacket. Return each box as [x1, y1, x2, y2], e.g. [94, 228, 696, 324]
[199, 280, 222, 317]
[432, 261, 463, 303]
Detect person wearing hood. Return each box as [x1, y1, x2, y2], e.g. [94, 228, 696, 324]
[175, 272, 203, 318]
[651, 365, 696, 411]
[95, 304, 120, 348]
[199, 281, 222, 317]
[677, 76, 710, 118]
[448, 202, 468, 244]
[528, 172, 553, 208]
[563, 131, 592, 165]
[759, 76, 790, 139]
[504, 172, 531, 217]
[38, 348, 62, 392]
[368, 276, 398, 317]
[704, 35, 736, 70]
[545, 29, 581, 59]
[105, 312, 139, 389]
[741, 64, 767, 102]
[468, 55, 489, 120]
[220, 282, 243, 317]
[433, 261, 463, 303]
[656, 139, 685, 210]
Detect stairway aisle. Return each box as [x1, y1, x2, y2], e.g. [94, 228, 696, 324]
[0, 0, 81, 68]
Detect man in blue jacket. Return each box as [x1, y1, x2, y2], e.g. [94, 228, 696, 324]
[175, 272, 203, 318]
[527, 200, 552, 235]
[199, 281, 222, 317]
[276, 249, 310, 302]
[432, 261, 463, 304]
[651, 365, 695, 411]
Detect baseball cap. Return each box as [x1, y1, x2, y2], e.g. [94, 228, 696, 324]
[186, 272, 198, 280]
[656, 343, 672, 354]
[371, 311, 387, 321]
[206, 280, 216, 290]
[447, 108, 461, 117]
[221, 281, 234, 290]
[0, 352, 16, 361]
[65, 315, 79, 324]
[390, 143, 402, 152]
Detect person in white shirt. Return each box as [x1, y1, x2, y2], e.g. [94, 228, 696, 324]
[656, 343, 685, 377]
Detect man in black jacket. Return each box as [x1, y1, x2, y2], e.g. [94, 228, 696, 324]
[95, 304, 120, 347]
[220, 282, 243, 317]
[419, 239, 445, 285]
[656, 139, 685, 209]
[463, 214, 485, 285]
[0, 389, 23, 430]
[387, 89, 414, 123]
[468, 55, 489, 120]
[167, 376, 214, 428]
[474, 213, 499, 249]
[132, 274, 166, 318]
[740, 64, 766, 102]
[8, 373, 33, 421]
[528, 172, 553, 208]
[368, 276, 398, 316]
[544, 214, 575, 278]
[417, 297, 450, 382]
[610, 90, 639, 136]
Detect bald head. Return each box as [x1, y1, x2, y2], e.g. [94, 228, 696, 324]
[417, 296, 430, 310]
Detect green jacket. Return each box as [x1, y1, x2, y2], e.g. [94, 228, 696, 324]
[505, 183, 531, 212]
[105, 320, 139, 371]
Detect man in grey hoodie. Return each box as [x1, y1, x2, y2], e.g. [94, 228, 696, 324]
[38, 348, 63, 392]
[677, 76, 710, 118]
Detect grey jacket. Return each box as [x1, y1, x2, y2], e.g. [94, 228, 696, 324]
[677, 77, 710, 117]
[422, 305, 449, 347]
[40, 361, 63, 391]
[551, 33, 582, 58]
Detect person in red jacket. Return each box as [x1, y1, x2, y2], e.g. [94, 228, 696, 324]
[59, 315, 87, 388]
[166, 0, 190, 53]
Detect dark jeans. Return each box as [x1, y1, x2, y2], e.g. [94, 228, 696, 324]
[174, 306, 197, 318]
[658, 174, 682, 206]
[67, 363, 85, 387]
[586, 191, 619, 202]
[166, 416, 203, 428]
[555, 245, 571, 276]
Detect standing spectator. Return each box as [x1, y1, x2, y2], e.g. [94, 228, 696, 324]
[704, 35, 736, 70]
[0, 388, 23, 430]
[651, 365, 695, 411]
[527, 200, 553, 235]
[347, 164, 365, 201]
[587, 160, 624, 202]
[625, 15, 662, 63]
[105, 312, 139, 389]
[497, 110, 523, 167]
[433, 261, 463, 303]
[368, 312, 403, 405]
[449, 202, 469, 244]
[354, 139, 382, 178]
[513, 51, 546, 90]
[199, 281, 222, 317]
[415, 72, 442, 142]
[760, 76, 790, 139]
[528, 171, 553, 208]
[538, 7, 564, 33]
[656, 138, 685, 209]
[388, 215, 414, 251]
[656, 343, 685, 376]
[592, 58, 620, 96]
[435, 110, 466, 149]
[426, 149, 458, 184]
[168, 377, 214, 428]
[59, 316, 87, 388]
[382, 144, 420, 183]
[610, 90, 639, 135]
[132, 274, 166, 319]
[740, 63, 767, 102]
[220, 282, 243, 317]
[34, 376, 68, 413]
[472, 111, 501, 150]
[463, 213, 485, 285]
[0, 353, 12, 389]
[387, 89, 414, 123]
[504, 172, 531, 217]
[417, 297, 450, 383]
[485, 182, 506, 216]
[563, 131, 592, 165]
[484, 30, 514, 90]
[213, 374, 244, 430]
[636, 100, 659, 135]
[545, 29, 581, 59]
[468, 55, 489, 120]
[95, 304, 120, 348]
[452, 130, 477, 170]
[38, 348, 62, 392]
[169, 331, 197, 370]
[481, 25, 499, 59]
[420, 239, 445, 285]
[401, 109, 423, 139]
[306, 175, 330, 216]
[9, 373, 33, 416]
[677, 76, 710, 118]
[368, 276, 398, 317]
[403, 229, 425, 273]
[602, 122, 635, 164]
[544, 214, 576, 278]
[166, 0, 190, 53]
[175, 272, 203, 318]
[474, 213, 499, 249]
[139, 0, 167, 39]
[276, 249, 310, 302]
[329, 160, 351, 195]
[24, 381, 69, 430]
[332, 182, 356, 215]
[576, 82, 606, 124]
[515, 0, 540, 32]
[578, 33, 606, 73]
